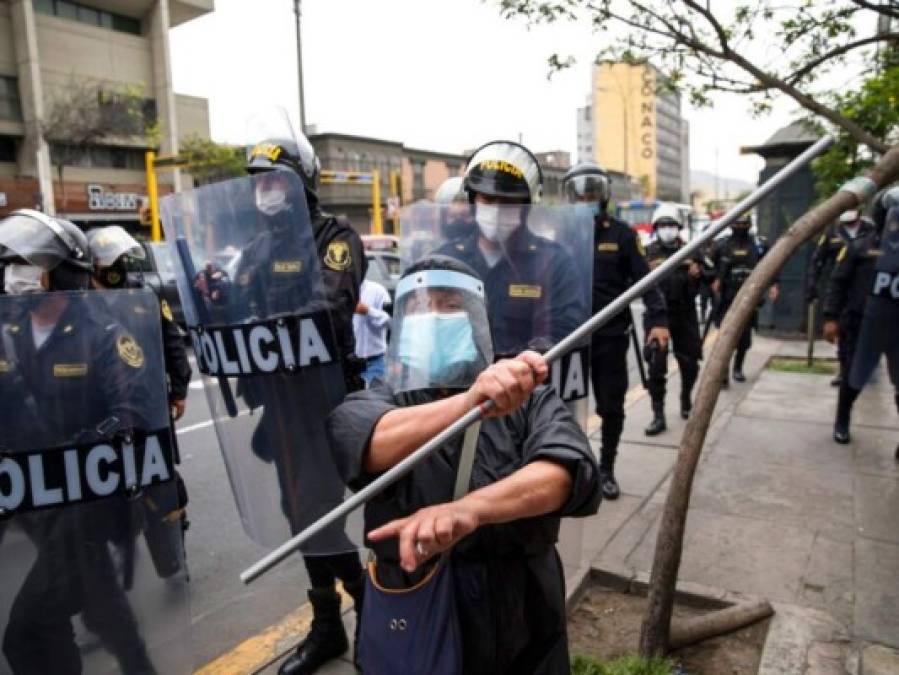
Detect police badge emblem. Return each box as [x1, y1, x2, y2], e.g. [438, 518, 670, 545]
[324, 240, 351, 271]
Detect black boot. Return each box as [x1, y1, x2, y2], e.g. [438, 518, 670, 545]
[680, 390, 692, 419]
[279, 587, 348, 675]
[342, 576, 365, 671]
[645, 400, 667, 436]
[732, 351, 747, 383]
[599, 468, 620, 500]
[833, 385, 857, 446]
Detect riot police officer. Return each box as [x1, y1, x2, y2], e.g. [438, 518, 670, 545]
[86, 226, 192, 421]
[824, 188, 899, 446]
[710, 214, 779, 384]
[562, 161, 668, 500]
[805, 210, 874, 386]
[0, 209, 164, 674]
[245, 135, 368, 675]
[643, 206, 707, 434]
[435, 175, 477, 242]
[436, 140, 585, 355]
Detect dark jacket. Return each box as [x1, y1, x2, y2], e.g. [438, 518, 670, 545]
[710, 231, 773, 307]
[805, 221, 874, 301]
[823, 229, 882, 322]
[328, 384, 600, 675]
[437, 227, 586, 356]
[645, 239, 706, 312]
[158, 298, 191, 401]
[592, 215, 667, 337]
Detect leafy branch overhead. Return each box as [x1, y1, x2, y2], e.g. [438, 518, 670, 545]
[496, 0, 899, 152]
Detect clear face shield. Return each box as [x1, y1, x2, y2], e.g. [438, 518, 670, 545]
[385, 269, 494, 393]
[564, 174, 609, 219]
[87, 226, 145, 268]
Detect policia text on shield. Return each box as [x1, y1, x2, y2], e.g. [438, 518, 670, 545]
[241, 134, 833, 585]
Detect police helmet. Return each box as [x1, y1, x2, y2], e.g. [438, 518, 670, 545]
[86, 225, 145, 288]
[247, 136, 321, 203]
[870, 186, 899, 231]
[562, 162, 612, 208]
[464, 141, 542, 204]
[0, 209, 93, 290]
[651, 204, 683, 229]
[435, 176, 466, 204]
[838, 209, 860, 225]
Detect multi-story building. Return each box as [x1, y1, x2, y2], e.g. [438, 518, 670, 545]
[0, 0, 212, 230]
[585, 60, 689, 203]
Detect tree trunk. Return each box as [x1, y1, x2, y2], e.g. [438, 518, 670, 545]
[668, 600, 773, 650]
[639, 144, 899, 656]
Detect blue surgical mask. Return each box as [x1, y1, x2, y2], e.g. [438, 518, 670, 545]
[398, 311, 478, 381]
[574, 202, 601, 221]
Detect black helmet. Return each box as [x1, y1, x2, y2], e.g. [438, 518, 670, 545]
[0, 209, 93, 291]
[871, 186, 899, 232]
[464, 141, 542, 204]
[247, 136, 321, 204]
[562, 161, 611, 208]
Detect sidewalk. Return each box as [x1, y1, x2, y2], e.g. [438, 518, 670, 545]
[579, 334, 899, 672]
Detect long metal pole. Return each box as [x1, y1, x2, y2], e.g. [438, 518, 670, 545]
[241, 134, 834, 585]
[294, 0, 306, 134]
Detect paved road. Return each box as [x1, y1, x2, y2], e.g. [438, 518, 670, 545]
[178, 302, 659, 668]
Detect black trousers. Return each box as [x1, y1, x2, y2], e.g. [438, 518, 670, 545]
[716, 302, 756, 370]
[647, 308, 701, 407]
[590, 333, 630, 470]
[836, 314, 863, 424]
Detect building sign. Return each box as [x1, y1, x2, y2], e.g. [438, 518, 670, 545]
[639, 67, 655, 160]
[87, 184, 141, 211]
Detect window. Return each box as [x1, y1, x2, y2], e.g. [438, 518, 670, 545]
[0, 76, 22, 122]
[50, 143, 147, 170]
[411, 160, 425, 201]
[33, 0, 141, 35]
[0, 136, 16, 162]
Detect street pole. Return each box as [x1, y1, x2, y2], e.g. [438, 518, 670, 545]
[294, 0, 306, 134]
[240, 134, 834, 586]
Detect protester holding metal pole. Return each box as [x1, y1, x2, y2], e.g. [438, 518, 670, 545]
[327, 255, 600, 674]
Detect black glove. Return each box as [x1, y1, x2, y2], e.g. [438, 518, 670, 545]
[343, 355, 366, 393]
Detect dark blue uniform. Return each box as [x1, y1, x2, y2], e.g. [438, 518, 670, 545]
[436, 227, 585, 356]
[590, 216, 667, 467]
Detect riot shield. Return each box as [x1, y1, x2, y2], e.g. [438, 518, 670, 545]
[160, 172, 363, 552]
[0, 289, 190, 675]
[849, 222, 899, 391]
[400, 201, 593, 575]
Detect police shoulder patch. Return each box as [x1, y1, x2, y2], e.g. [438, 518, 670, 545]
[160, 299, 173, 322]
[836, 245, 848, 263]
[117, 334, 145, 368]
[324, 240, 352, 271]
[635, 237, 646, 257]
[0, 359, 9, 373]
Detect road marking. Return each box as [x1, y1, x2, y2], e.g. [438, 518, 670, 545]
[195, 586, 352, 675]
[176, 407, 253, 436]
[189, 380, 205, 390]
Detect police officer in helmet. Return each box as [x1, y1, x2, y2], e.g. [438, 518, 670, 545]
[824, 187, 899, 447]
[562, 162, 669, 500]
[435, 175, 477, 242]
[643, 206, 707, 434]
[438, 140, 585, 355]
[710, 213, 779, 384]
[246, 135, 368, 675]
[0, 209, 162, 674]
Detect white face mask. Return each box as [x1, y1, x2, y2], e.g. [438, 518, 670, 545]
[843, 222, 860, 238]
[4, 264, 44, 295]
[476, 203, 520, 244]
[255, 187, 289, 217]
[657, 226, 679, 244]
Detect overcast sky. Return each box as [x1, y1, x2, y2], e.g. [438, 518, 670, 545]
[170, 0, 810, 184]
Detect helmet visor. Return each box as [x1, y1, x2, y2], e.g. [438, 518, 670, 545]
[385, 269, 493, 393]
[564, 174, 610, 205]
[0, 211, 78, 270]
[87, 225, 145, 267]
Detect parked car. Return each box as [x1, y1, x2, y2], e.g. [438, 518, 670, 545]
[362, 234, 401, 307]
[128, 241, 186, 327]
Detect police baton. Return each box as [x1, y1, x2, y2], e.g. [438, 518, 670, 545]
[241, 134, 834, 585]
[630, 324, 649, 389]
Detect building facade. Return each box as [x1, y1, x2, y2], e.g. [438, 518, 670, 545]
[0, 0, 211, 231]
[587, 61, 689, 203]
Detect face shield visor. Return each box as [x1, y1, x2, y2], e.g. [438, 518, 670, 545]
[0, 210, 86, 270]
[564, 173, 610, 206]
[385, 269, 493, 393]
[254, 170, 294, 217]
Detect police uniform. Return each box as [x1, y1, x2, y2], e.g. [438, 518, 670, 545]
[328, 383, 600, 675]
[710, 230, 773, 377]
[0, 297, 160, 674]
[591, 215, 667, 468]
[805, 220, 874, 302]
[823, 227, 895, 439]
[159, 298, 191, 405]
[436, 226, 585, 356]
[644, 239, 705, 416]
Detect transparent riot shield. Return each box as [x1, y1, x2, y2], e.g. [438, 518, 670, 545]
[0, 289, 190, 675]
[400, 201, 594, 575]
[161, 172, 363, 553]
